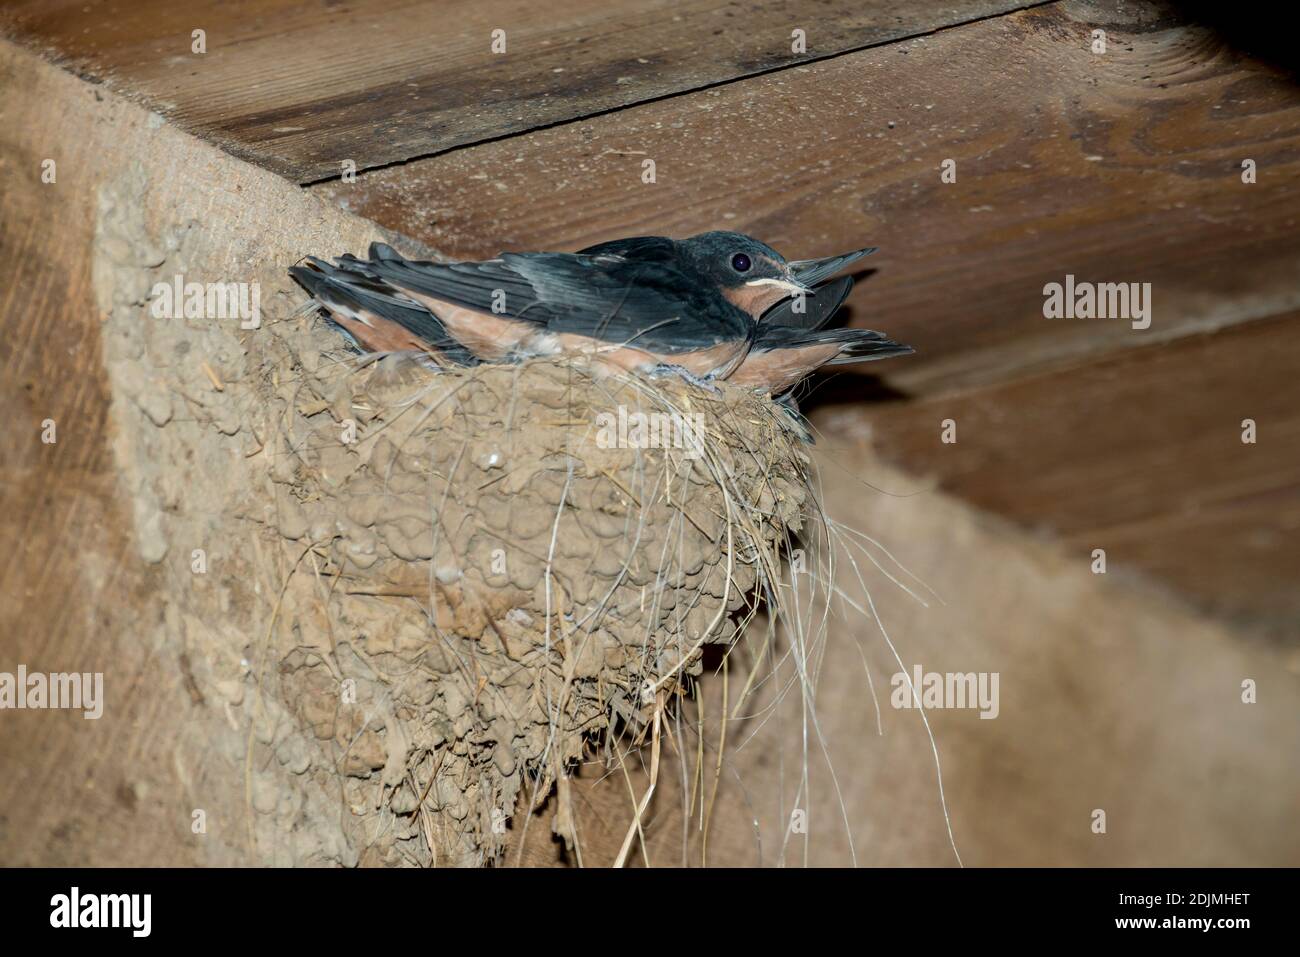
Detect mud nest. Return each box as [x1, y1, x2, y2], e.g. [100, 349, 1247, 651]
[263, 337, 811, 865]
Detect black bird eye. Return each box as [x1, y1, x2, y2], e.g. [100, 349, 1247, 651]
[731, 253, 752, 273]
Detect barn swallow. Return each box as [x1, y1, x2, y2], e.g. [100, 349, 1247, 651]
[298, 232, 820, 381]
[289, 233, 904, 391]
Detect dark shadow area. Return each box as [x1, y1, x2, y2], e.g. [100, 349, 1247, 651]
[1175, 2, 1300, 78]
[795, 368, 910, 417]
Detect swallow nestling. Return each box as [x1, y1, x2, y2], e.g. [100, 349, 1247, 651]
[288, 231, 910, 394]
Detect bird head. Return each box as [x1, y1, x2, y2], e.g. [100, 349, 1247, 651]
[679, 231, 811, 299]
[678, 231, 878, 320]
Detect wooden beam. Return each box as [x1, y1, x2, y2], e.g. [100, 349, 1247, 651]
[818, 311, 1300, 631]
[0, 0, 1035, 181]
[0, 39, 392, 865]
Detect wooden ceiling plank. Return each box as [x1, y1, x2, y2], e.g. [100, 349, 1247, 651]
[821, 310, 1300, 630]
[0, 0, 1036, 180]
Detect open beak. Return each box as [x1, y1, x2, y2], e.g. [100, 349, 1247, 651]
[788, 246, 877, 286]
[760, 274, 855, 328]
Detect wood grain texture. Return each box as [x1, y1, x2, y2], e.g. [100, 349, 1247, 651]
[815, 312, 1300, 631]
[0, 44, 192, 865]
[0, 39, 393, 866]
[0, 0, 1034, 181]
[314, 0, 1300, 396]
